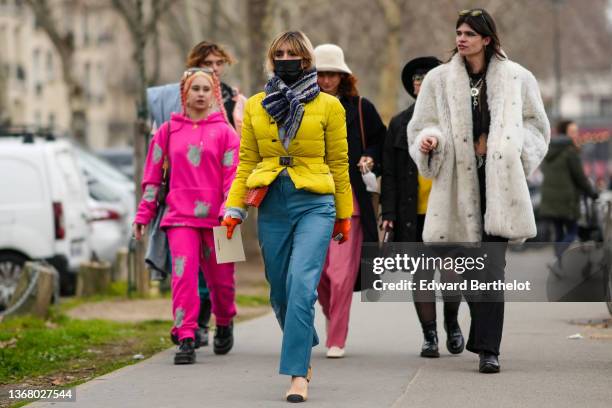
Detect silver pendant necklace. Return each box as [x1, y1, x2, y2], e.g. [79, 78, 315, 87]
[470, 77, 484, 107]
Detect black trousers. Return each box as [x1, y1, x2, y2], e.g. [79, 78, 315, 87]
[463, 163, 507, 356]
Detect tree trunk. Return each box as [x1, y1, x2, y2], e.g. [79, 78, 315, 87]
[376, 0, 401, 122]
[113, 247, 129, 282]
[246, 0, 270, 95]
[76, 261, 112, 297]
[25, 0, 87, 144]
[0, 55, 9, 127]
[5, 262, 58, 319]
[134, 0, 150, 296]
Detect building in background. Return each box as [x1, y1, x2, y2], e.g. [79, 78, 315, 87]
[0, 0, 182, 148]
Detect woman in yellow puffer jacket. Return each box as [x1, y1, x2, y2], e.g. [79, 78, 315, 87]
[222, 31, 352, 403]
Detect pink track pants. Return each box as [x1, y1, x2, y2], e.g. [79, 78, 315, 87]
[317, 216, 363, 348]
[167, 227, 236, 341]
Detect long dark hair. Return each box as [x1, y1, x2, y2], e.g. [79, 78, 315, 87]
[452, 8, 505, 62]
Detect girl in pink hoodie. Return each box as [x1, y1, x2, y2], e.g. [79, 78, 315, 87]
[133, 68, 239, 364]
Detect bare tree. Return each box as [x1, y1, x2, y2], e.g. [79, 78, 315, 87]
[0, 56, 9, 127]
[111, 0, 174, 86]
[25, 0, 87, 143]
[246, 0, 272, 94]
[376, 0, 402, 121]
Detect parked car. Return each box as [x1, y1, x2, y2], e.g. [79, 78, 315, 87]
[0, 130, 92, 307]
[88, 198, 130, 263]
[73, 144, 135, 222]
[96, 147, 134, 180]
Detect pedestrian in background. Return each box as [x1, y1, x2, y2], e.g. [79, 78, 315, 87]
[540, 119, 599, 265]
[381, 56, 464, 358]
[134, 68, 240, 364]
[223, 31, 352, 402]
[408, 8, 550, 373]
[147, 41, 247, 347]
[314, 43, 386, 359]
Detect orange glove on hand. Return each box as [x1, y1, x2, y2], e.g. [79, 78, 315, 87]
[332, 218, 351, 244]
[221, 216, 242, 239]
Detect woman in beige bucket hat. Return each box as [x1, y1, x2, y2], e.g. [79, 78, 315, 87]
[314, 43, 387, 359]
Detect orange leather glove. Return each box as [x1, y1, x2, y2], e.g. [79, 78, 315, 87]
[221, 216, 242, 239]
[332, 218, 351, 244]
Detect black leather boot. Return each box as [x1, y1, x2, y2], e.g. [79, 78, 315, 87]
[444, 320, 465, 354]
[213, 321, 234, 355]
[420, 324, 440, 358]
[479, 352, 500, 373]
[174, 338, 196, 365]
[197, 298, 212, 347]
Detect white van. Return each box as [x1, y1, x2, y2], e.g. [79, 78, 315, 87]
[0, 131, 92, 308]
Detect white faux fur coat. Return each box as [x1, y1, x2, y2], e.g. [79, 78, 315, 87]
[407, 53, 550, 243]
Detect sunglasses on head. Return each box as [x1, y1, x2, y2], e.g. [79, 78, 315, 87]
[459, 8, 490, 30]
[182, 67, 214, 79]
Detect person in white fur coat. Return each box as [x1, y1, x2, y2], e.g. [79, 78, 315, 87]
[407, 8, 550, 373]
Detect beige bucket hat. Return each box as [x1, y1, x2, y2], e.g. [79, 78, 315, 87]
[314, 44, 352, 74]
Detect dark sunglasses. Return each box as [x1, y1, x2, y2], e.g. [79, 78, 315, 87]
[412, 74, 425, 82]
[459, 9, 490, 30]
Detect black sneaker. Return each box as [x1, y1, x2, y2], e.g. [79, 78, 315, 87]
[174, 338, 196, 365]
[213, 321, 234, 355]
[171, 330, 203, 349]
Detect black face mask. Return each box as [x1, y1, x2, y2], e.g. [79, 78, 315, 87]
[273, 59, 303, 84]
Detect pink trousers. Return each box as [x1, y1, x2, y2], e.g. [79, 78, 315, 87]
[318, 216, 363, 348]
[167, 227, 236, 341]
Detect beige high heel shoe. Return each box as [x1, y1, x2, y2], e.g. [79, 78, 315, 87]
[286, 371, 310, 403]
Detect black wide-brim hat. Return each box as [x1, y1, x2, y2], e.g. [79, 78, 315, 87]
[401, 56, 442, 98]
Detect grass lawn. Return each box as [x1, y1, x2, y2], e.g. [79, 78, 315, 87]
[0, 291, 269, 408]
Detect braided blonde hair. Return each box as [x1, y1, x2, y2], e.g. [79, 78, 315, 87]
[180, 70, 228, 123]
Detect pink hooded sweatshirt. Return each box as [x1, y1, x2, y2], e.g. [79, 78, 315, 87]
[134, 112, 240, 228]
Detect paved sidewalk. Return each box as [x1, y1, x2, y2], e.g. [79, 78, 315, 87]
[31, 249, 612, 408]
[31, 299, 611, 408]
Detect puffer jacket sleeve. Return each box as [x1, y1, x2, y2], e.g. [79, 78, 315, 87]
[219, 125, 241, 218]
[520, 71, 551, 177]
[134, 122, 169, 225]
[325, 98, 353, 219]
[225, 96, 262, 216]
[407, 71, 446, 179]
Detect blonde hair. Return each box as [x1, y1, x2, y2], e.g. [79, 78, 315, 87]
[265, 31, 315, 74]
[180, 70, 228, 122]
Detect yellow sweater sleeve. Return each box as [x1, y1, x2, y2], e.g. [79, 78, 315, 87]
[417, 174, 432, 214]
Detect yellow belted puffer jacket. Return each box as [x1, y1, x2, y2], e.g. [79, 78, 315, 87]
[225, 91, 353, 219]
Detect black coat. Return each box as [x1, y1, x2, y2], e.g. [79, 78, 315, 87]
[340, 95, 386, 244]
[381, 104, 421, 242]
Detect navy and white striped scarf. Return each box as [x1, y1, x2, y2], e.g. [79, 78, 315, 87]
[261, 68, 320, 145]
